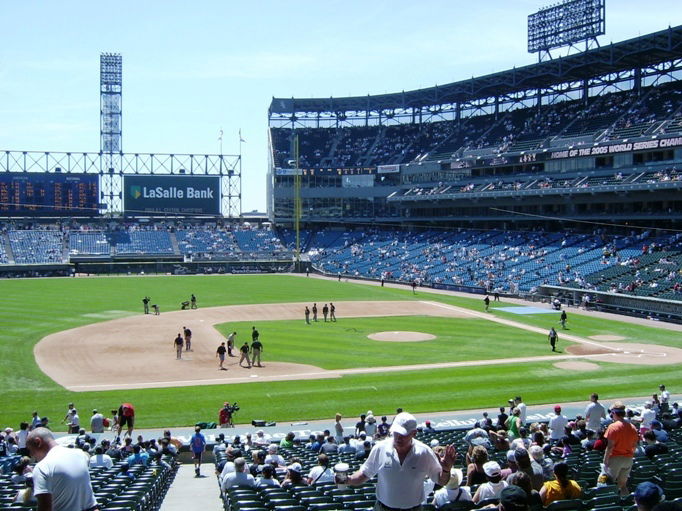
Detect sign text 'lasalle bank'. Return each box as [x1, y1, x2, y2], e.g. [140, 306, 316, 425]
[133, 186, 214, 199]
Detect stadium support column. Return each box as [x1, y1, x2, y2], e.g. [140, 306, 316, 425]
[100, 53, 122, 213]
[294, 134, 302, 272]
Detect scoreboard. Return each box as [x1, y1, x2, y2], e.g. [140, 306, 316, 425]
[0, 173, 100, 216]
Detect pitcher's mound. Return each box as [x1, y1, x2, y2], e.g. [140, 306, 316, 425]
[554, 361, 600, 371]
[368, 331, 436, 342]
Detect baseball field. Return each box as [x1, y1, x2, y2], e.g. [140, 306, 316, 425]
[1, 273, 681, 430]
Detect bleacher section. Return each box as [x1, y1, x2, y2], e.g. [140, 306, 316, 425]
[176, 228, 238, 258]
[70, 232, 111, 256]
[1, 224, 680, 302]
[0, 456, 177, 511]
[271, 82, 682, 169]
[9, 230, 64, 264]
[110, 231, 174, 256]
[217, 428, 682, 511]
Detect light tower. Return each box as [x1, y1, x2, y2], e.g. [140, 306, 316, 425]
[100, 53, 122, 211]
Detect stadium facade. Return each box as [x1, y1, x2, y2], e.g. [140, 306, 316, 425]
[268, 25, 682, 232]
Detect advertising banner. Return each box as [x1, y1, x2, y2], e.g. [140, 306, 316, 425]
[123, 175, 220, 215]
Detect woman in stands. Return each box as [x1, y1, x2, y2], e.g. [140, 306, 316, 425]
[281, 462, 307, 488]
[466, 445, 489, 486]
[539, 462, 582, 506]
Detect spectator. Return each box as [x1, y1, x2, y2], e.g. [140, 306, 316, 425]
[126, 444, 149, 466]
[377, 416, 390, 438]
[281, 462, 306, 488]
[27, 427, 98, 511]
[10, 456, 32, 484]
[585, 393, 607, 432]
[508, 471, 542, 509]
[279, 432, 295, 449]
[255, 464, 280, 488]
[642, 431, 669, 459]
[499, 485, 529, 511]
[90, 410, 105, 434]
[529, 445, 553, 480]
[634, 482, 664, 511]
[221, 457, 256, 492]
[13, 475, 37, 507]
[513, 447, 544, 491]
[307, 453, 335, 485]
[321, 436, 339, 454]
[467, 445, 489, 486]
[432, 468, 472, 508]
[549, 406, 569, 442]
[89, 446, 114, 469]
[650, 420, 669, 443]
[603, 401, 639, 496]
[473, 461, 508, 504]
[339, 436, 355, 454]
[539, 462, 582, 506]
[16, 422, 30, 456]
[264, 444, 285, 467]
[347, 411, 455, 511]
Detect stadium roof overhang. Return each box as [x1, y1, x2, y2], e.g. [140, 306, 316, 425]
[269, 25, 682, 116]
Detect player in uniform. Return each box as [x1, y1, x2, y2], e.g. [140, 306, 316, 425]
[174, 333, 184, 359]
[183, 326, 192, 351]
[216, 342, 227, 370]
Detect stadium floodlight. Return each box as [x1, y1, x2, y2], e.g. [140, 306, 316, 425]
[528, 0, 605, 57]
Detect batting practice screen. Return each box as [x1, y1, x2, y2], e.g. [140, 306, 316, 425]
[123, 175, 221, 215]
[0, 173, 99, 216]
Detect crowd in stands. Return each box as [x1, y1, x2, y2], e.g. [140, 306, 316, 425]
[0, 404, 178, 509]
[2, 387, 681, 511]
[210, 390, 682, 511]
[0, 221, 290, 264]
[271, 81, 682, 169]
[303, 227, 682, 300]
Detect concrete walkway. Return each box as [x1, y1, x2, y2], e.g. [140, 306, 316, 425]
[159, 463, 222, 511]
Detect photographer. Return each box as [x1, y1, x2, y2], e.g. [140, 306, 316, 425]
[219, 402, 239, 427]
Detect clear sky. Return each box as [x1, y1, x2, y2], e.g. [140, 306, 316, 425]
[1, 1, 680, 213]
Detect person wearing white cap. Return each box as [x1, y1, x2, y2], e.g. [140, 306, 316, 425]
[264, 444, 285, 467]
[472, 461, 508, 504]
[253, 430, 270, 447]
[347, 411, 456, 511]
[432, 468, 472, 508]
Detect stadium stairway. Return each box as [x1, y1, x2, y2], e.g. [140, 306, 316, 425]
[0, 234, 14, 264]
[169, 232, 181, 256]
[159, 463, 221, 511]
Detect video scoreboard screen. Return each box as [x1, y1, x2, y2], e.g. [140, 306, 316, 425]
[0, 173, 100, 216]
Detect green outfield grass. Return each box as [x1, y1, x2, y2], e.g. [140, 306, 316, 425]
[215, 316, 565, 369]
[0, 274, 680, 429]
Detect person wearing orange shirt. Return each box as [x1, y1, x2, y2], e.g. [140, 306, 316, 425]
[603, 401, 639, 496]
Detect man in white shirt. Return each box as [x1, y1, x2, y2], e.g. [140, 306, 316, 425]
[67, 409, 80, 434]
[307, 453, 335, 485]
[548, 406, 569, 442]
[639, 402, 656, 432]
[585, 393, 606, 432]
[27, 428, 98, 511]
[514, 397, 527, 425]
[347, 412, 456, 511]
[264, 444, 285, 467]
[659, 385, 670, 411]
[90, 410, 105, 434]
[221, 457, 255, 493]
[89, 446, 114, 469]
